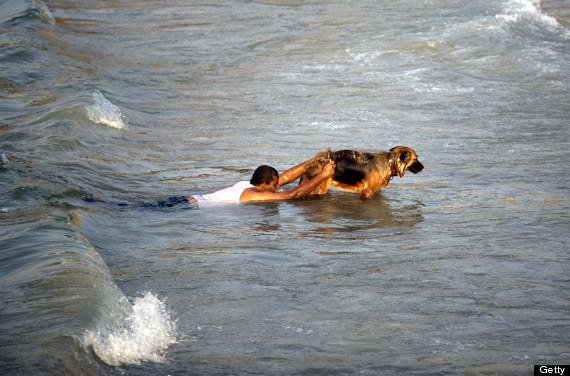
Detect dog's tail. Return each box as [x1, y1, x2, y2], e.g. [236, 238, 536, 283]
[315, 148, 332, 164]
[299, 149, 332, 185]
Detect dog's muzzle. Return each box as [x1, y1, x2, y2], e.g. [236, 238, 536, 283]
[409, 160, 424, 174]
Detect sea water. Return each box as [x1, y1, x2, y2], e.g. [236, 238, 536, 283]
[1, 0, 568, 374]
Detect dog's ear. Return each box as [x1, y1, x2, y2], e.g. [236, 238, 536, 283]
[393, 147, 411, 178]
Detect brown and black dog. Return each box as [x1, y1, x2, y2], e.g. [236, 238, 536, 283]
[300, 146, 423, 199]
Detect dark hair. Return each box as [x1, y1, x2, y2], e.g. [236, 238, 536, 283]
[250, 165, 279, 186]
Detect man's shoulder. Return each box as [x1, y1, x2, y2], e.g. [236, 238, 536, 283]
[238, 185, 259, 203]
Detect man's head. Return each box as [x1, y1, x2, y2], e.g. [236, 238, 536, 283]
[250, 165, 279, 191]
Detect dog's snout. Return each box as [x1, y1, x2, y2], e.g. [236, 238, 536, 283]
[409, 160, 424, 174]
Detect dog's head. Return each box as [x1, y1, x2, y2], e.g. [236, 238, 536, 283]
[389, 146, 424, 177]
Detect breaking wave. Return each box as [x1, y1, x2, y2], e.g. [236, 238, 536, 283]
[498, 0, 560, 28]
[82, 292, 177, 366]
[86, 90, 127, 129]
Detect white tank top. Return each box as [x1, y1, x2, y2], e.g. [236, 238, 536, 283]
[191, 181, 253, 206]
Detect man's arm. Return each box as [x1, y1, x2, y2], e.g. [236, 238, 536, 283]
[240, 160, 335, 203]
[278, 150, 330, 187]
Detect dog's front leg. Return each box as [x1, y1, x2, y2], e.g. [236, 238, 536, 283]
[360, 187, 374, 200]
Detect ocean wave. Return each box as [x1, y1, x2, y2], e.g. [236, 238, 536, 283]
[82, 292, 178, 366]
[0, 209, 177, 371]
[31, 0, 54, 25]
[498, 0, 560, 28]
[86, 90, 127, 129]
[0, 0, 54, 27]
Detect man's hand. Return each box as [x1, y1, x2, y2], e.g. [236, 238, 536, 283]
[321, 160, 336, 177]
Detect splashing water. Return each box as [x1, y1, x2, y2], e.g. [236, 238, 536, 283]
[32, 0, 55, 25]
[83, 292, 177, 366]
[498, 0, 560, 27]
[86, 90, 126, 129]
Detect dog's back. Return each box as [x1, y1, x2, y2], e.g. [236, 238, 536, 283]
[330, 150, 376, 185]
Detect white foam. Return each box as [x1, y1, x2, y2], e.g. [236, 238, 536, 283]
[346, 49, 389, 65]
[86, 90, 126, 129]
[497, 0, 560, 28]
[83, 292, 177, 366]
[32, 0, 55, 25]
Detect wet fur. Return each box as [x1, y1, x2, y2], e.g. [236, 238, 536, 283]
[300, 146, 423, 200]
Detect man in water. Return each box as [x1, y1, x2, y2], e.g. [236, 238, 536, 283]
[84, 152, 334, 209]
[189, 151, 335, 206]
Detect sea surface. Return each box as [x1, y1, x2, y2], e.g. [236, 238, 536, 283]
[1, 0, 569, 375]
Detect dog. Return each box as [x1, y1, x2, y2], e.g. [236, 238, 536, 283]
[299, 146, 423, 199]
